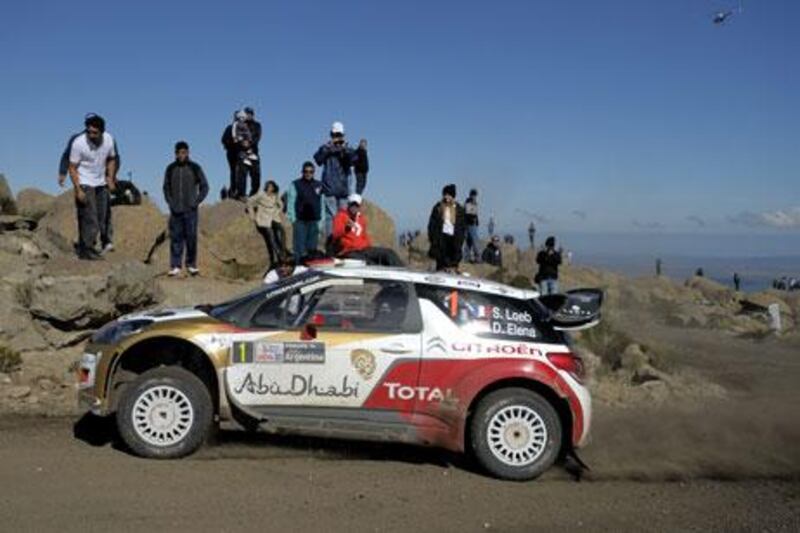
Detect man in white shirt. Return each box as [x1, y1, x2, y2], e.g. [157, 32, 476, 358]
[67, 114, 117, 260]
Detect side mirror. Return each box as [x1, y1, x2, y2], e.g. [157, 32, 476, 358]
[301, 323, 318, 341]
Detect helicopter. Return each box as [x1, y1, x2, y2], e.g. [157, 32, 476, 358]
[712, 0, 743, 25]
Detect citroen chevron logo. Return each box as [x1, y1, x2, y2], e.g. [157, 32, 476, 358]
[425, 336, 448, 354]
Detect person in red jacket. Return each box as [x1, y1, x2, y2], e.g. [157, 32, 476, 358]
[331, 194, 403, 266]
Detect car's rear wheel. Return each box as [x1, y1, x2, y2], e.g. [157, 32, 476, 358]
[116, 366, 213, 459]
[470, 387, 562, 481]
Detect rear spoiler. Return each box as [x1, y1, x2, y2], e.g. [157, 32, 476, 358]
[536, 288, 603, 331]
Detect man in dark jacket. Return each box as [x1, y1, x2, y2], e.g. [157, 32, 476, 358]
[313, 121, 367, 236]
[163, 141, 209, 277]
[221, 107, 262, 199]
[481, 235, 503, 267]
[427, 184, 466, 272]
[535, 236, 562, 295]
[286, 161, 326, 260]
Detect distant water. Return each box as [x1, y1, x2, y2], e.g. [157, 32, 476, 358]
[576, 253, 800, 292]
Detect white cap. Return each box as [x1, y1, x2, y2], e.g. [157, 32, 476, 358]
[331, 121, 345, 135]
[347, 193, 362, 205]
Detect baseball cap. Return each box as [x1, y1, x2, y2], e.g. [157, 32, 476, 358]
[331, 121, 345, 135]
[347, 194, 362, 205]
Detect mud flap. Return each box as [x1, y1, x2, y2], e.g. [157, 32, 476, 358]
[563, 449, 591, 482]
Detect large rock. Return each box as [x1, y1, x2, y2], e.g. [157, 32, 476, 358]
[25, 262, 162, 330]
[741, 291, 793, 317]
[362, 200, 396, 249]
[0, 174, 17, 215]
[38, 191, 166, 262]
[16, 188, 55, 220]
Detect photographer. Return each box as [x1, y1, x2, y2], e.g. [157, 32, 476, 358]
[535, 236, 562, 295]
[313, 121, 367, 236]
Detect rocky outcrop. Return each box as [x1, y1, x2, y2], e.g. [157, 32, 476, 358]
[0, 174, 17, 215]
[15, 188, 55, 220]
[25, 262, 162, 330]
[37, 191, 166, 262]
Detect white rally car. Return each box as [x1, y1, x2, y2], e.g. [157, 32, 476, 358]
[78, 263, 601, 480]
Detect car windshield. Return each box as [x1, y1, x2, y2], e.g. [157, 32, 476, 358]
[205, 270, 323, 324]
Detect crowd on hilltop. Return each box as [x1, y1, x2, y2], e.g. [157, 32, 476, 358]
[58, 110, 565, 294]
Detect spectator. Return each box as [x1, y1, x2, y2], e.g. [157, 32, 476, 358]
[287, 161, 325, 260]
[60, 114, 121, 254]
[696, 267, 705, 277]
[263, 253, 308, 284]
[427, 184, 466, 272]
[487, 215, 495, 237]
[481, 235, 503, 267]
[331, 194, 403, 266]
[656, 258, 662, 276]
[246, 180, 286, 270]
[163, 141, 209, 277]
[464, 188, 480, 263]
[313, 121, 367, 235]
[221, 110, 240, 197]
[528, 222, 536, 249]
[535, 236, 562, 295]
[354, 139, 369, 194]
[733, 272, 741, 291]
[66, 114, 118, 260]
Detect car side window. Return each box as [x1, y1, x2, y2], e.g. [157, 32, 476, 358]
[302, 280, 412, 333]
[416, 284, 546, 342]
[249, 290, 307, 329]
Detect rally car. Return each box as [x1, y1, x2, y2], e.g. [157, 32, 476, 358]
[78, 263, 602, 480]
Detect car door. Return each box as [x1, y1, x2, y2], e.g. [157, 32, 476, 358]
[225, 276, 423, 429]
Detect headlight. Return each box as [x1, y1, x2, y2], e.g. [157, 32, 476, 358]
[91, 319, 153, 345]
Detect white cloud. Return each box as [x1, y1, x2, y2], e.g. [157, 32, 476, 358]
[728, 207, 800, 229]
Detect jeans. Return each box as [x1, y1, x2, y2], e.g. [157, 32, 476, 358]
[323, 196, 348, 236]
[232, 158, 261, 198]
[293, 220, 319, 260]
[464, 225, 480, 262]
[538, 279, 559, 296]
[75, 185, 109, 255]
[169, 209, 199, 269]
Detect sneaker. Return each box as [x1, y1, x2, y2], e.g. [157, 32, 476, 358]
[168, 268, 181, 277]
[78, 250, 103, 261]
[101, 242, 114, 254]
[187, 267, 200, 277]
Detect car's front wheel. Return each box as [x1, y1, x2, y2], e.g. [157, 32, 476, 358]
[116, 366, 213, 459]
[470, 387, 562, 481]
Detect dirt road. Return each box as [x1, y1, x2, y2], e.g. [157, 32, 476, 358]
[2, 309, 799, 531]
[0, 413, 797, 532]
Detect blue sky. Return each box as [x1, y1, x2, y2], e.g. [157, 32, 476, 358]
[0, 0, 798, 253]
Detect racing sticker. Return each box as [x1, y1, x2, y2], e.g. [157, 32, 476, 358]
[231, 341, 326, 364]
[350, 349, 376, 380]
[234, 372, 359, 399]
[489, 306, 537, 338]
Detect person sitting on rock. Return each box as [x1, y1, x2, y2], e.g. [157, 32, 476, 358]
[331, 194, 402, 266]
[263, 253, 308, 284]
[163, 141, 209, 277]
[246, 180, 286, 270]
[481, 235, 503, 267]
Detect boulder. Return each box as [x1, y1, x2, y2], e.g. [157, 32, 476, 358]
[0, 174, 17, 215]
[199, 199, 248, 236]
[620, 343, 649, 372]
[37, 191, 166, 262]
[0, 215, 37, 232]
[26, 261, 162, 330]
[0, 231, 50, 265]
[15, 188, 55, 220]
[362, 200, 396, 249]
